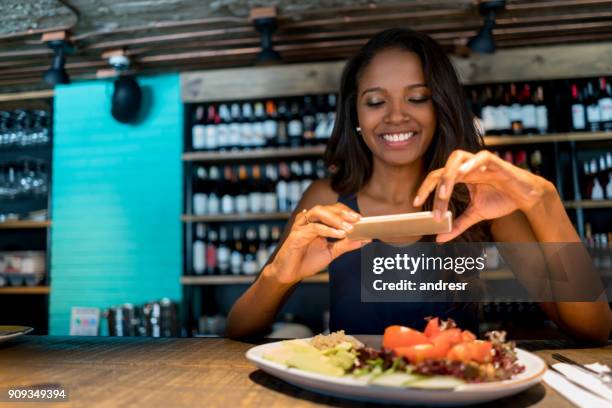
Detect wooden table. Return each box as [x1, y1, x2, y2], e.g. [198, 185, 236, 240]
[0, 336, 610, 408]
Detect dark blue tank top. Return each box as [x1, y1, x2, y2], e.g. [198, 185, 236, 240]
[328, 193, 479, 334]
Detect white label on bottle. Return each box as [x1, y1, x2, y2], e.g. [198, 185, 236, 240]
[263, 120, 277, 140]
[276, 181, 288, 212]
[587, 104, 601, 123]
[217, 246, 230, 272]
[229, 123, 241, 147]
[535, 106, 548, 132]
[193, 241, 206, 274]
[216, 124, 227, 148]
[249, 192, 263, 213]
[205, 125, 217, 150]
[599, 97, 612, 121]
[572, 104, 586, 129]
[207, 193, 220, 215]
[481, 106, 496, 131]
[231, 252, 242, 275]
[289, 181, 301, 211]
[236, 195, 249, 214]
[264, 193, 277, 213]
[252, 122, 265, 146]
[288, 119, 303, 138]
[192, 125, 206, 150]
[509, 103, 522, 122]
[193, 193, 207, 215]
[221, 195, 235, 214]
[241, 123, 252, 147]
[521, 104, 537, 129]
[496, 106, 511, 132]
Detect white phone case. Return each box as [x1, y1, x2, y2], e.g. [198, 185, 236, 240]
[346, 211, 452, 240]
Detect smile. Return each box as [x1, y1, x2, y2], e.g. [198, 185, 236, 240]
[381, 132, 415, 142]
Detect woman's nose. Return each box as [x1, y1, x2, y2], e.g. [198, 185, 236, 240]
[384, 99, 411, 124]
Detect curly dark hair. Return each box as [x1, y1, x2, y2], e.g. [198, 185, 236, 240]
[324, 28, 491, 242]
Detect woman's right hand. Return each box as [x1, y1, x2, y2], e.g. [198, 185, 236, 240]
[266, 203, 370, 285]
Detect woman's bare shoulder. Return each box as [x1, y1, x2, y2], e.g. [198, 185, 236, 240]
[298, 179, 338, 210]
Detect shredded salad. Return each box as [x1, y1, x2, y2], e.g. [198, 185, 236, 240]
[262, 318, 525, 389]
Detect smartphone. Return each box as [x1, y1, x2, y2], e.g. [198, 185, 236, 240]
[346, 211, 452, 240]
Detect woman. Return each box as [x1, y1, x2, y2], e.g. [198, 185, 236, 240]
[226, 28, 611, 342]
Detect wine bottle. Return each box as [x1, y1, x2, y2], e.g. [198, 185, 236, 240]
[249, 164, 264, 213]
[207, 165, 221, 215]
[229, 103, 242, 149]
[241, 102, 254, 149]
[509, 84, 523, 135]
[230, 227, 244, 275]
[586, 82, 601, 132]
[217, 226, 231, 275]
[571, 84, 586, 131]
[529, 150, 542, 175]
[277, 162, 290, 212]
[314, 94, 329, 143]
[606, 152, 612, 199]
[206, 105, 220, 151]
[302, 160, 314, 194]
[253, 102, 266, 147]
[206, 228, 218, 275]
[591, 158, 604, 200]
[235, 165, 249, 214]
[534, 86, 548, 134]
[288, 100, 304, 147]
[521, 84, 537, 135]
[302, 96, 316, 145]
[269, 225, 281, 255]
[192, 106, 207, 150]
[276, 99, 289, 147]
[598, 78, 612, 131]
[243, 228, 259, 275]
[326, 93, 337, 139]
[220, 166, 235, 214]
[480, 87, 496, 135]
[289, 161, 303, 211]
[217, 104, 230, 151]
[257, 224, 270, 270]
[264, 164, 278, 213]
[193, 166, 208, 215]
[264, 100, 279, 147]
[193, 223, 206, 275]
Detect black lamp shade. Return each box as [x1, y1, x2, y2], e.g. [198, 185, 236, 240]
[468, 16, 496, 54]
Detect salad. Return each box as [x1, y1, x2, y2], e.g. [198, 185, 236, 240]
[263, 318, 525, 389]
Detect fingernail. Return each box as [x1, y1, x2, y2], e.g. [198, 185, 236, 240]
[434, 209, 441, 221]
[438, 184, 447, 199]
[342, 222, 354, 231]
[334, 228, 346, 236]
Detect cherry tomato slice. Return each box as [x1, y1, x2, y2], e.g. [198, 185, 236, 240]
[383, 325, 430, 349]
[424, 317, 440, 338]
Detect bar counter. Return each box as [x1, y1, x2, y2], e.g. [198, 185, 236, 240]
[1, 335, 610, 407]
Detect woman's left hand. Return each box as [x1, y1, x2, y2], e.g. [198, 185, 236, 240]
[413, 149, 555, 242]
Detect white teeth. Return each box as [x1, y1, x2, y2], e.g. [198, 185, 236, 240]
[382, 132, 415, 142]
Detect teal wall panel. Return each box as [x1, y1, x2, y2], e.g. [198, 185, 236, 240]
[50, 74, 182, 335]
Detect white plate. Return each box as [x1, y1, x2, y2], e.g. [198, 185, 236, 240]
[0, 326, 33, 343]
[246, 336, 546, 406]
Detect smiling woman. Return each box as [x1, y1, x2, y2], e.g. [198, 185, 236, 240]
[226, 28, 612, 343]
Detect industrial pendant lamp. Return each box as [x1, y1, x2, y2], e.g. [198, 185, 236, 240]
[468, 0, 506, 54]
[43, 39, 73, 85]
[251, 7, 281, 64]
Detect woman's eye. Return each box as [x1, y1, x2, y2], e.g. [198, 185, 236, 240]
[408, 97, 430, 104]
[366, 100, 384, 107]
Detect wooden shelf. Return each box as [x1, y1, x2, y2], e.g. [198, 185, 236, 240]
[183, 213, 291, 222]
[0, 90, 53, 103]
[0, 220, 51, 229]
[182, 145, 326, 162]
[182, 273, 329, 285]
[0, 286, 50, 295]
[484, 131, 612, 146]
[564, 200, 612, 209]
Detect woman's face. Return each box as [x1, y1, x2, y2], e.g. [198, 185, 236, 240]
[356, 47, 436, 167]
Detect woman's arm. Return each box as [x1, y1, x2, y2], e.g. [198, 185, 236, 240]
[415, 149, 612, 344]
[225, 180, 365, 339]
[491, 189, 612, 344]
